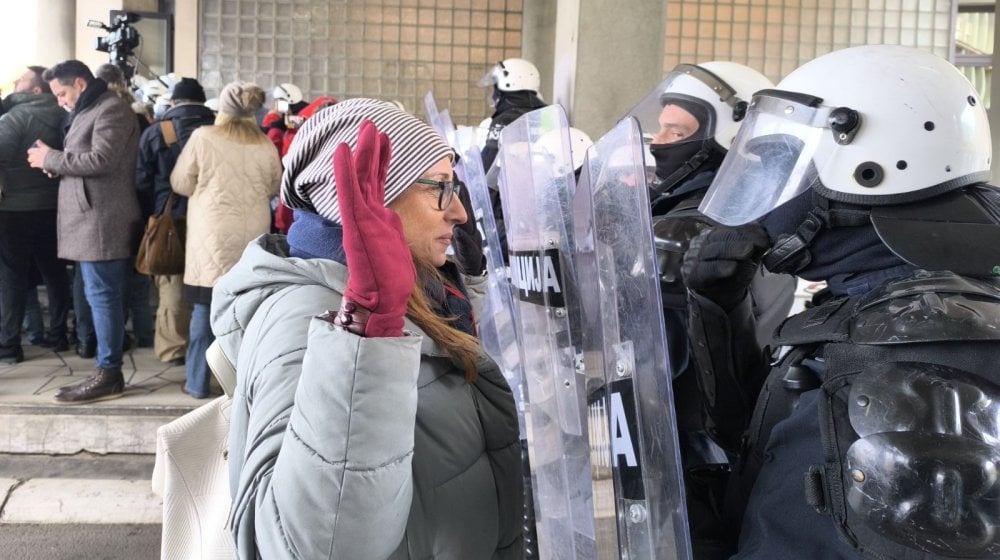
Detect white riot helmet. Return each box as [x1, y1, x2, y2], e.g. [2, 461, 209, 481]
[153, 95, 172, 120]
[629, 61, 774, 152]
[535, 126, 593, 174]
[272, 83, 303, 107]
[628, 61, 772, 195]
[477, 58, 541, 93]
[700, 45, 993, 227]
[140, 80, 168, 104]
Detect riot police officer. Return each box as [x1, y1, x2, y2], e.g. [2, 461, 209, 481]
[683, 44, 1000, 559]
[628, 61, 796, 558]
[477, 58, 548, 172]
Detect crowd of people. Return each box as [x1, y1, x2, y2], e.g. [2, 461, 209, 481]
[1, 60, 287, 403]
[2, 44, 999, 559]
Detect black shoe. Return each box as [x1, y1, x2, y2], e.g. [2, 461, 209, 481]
[76, 339, 96, 359]
[0, 345, 23, 365]
[54, 368, 125, 404]
[40, 334, 70, 352]
[166, 357, 185, 367]
[27, 333, 46, 346]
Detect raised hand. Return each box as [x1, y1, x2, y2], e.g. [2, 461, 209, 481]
[334, 120, 415, 337]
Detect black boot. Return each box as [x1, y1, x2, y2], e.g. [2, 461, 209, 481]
[76, 338, 96, 359]
[0, 344, 23, 365]
[54, 368, 125, 404]
[40, 334, 70, 352]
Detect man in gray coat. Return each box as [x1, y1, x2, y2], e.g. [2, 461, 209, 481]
[27, 60, 141, 404]
[0, 66, 71, 364]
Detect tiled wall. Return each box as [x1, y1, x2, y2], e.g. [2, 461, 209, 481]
[663, 0, 955, 82]
[199, 0, 523, 126]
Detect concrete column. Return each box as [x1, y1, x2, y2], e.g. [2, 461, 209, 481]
[173, 0, 199, 78]
[991, 12, 1000, 179]
[0, 0, 75, 84]
[521, 0, 665, 139]
[38, 0, 77, 66]
[521, 2, 558, 102]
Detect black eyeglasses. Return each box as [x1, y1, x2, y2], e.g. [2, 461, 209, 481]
[414, 178, 462, 210]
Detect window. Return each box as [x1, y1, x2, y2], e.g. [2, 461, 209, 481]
[954, 2, 994, 110]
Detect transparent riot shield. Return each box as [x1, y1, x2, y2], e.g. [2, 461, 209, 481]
[499, 105, 600, 560]
[426, 91, 541, 557]
[424, 92, 525, 420]
[573, 117, 692, 560]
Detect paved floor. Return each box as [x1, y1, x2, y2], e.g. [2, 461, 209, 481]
[0, 343, 198, 408]
[0, 343, 207, 528]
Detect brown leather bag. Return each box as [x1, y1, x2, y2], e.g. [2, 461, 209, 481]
[136, 190, 186, 276]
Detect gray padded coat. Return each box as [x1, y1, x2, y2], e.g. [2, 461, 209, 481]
[211, 234, 523, 560]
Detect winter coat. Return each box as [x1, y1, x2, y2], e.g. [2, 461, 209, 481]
[0, 92, 64, 211]
[170, 126, 280, 289]
[135, 102, 216, 219]
[212, 234, 524, 560]
[44, 88, 142, 261]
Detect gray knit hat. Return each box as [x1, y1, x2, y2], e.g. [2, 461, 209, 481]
[281, 98, 453, 224]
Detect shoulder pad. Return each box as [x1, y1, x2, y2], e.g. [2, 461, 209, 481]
[852, 270, 1000, 344]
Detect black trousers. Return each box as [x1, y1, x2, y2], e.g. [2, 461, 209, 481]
[0, 210, 71, 347]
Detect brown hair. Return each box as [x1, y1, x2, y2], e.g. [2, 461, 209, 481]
[407, 259, 481, 382]
[26, 66, 50, 94]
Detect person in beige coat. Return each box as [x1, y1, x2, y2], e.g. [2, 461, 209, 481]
[170, 81, 280, 398]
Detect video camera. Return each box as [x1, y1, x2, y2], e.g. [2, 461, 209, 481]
[87, 12, 141, 79]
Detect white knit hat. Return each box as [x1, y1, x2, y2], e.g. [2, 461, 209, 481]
[281, 98, 453, 224]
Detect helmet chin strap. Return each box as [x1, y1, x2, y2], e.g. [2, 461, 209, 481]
[762, 192, 872, 274]
[650, 147, 712, 198]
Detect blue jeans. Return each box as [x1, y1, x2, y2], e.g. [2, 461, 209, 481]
[185, 302, 215, 397]
[78, 259, 130, 369]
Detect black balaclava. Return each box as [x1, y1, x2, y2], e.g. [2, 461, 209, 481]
[758, 187, 912, 291]
[648, 96, 723, 196]
[491, 87, 545, 117]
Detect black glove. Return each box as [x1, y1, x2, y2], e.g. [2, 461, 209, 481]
[682, 224, 770, 310]
[452, 178, 486, 276]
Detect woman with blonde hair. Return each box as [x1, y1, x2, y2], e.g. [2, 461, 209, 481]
[170, 81, 280, 398]
[212, 98, 523, 559]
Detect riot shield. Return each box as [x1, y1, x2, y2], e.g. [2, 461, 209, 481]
[424, 92, 525, 421]
[573, 117, 692, 559]
[498, 105, 601, 560]
[426, 90, 541, 557]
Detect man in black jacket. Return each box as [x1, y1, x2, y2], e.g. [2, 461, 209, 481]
[0, 65, 70, 362]
[135, 77, 214, 367]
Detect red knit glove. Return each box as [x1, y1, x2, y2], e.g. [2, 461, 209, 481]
[334, 120, 415, 337]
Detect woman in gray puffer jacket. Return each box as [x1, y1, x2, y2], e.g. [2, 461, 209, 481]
[211, 98, 523, 559]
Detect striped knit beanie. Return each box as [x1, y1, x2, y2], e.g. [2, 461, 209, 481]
[281, 98, 453, 224]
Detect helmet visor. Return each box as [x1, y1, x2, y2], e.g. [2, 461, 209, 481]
[699, 92, 828, 225]
[626, 65, 723, 146]
[476, 63, 499, 88]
